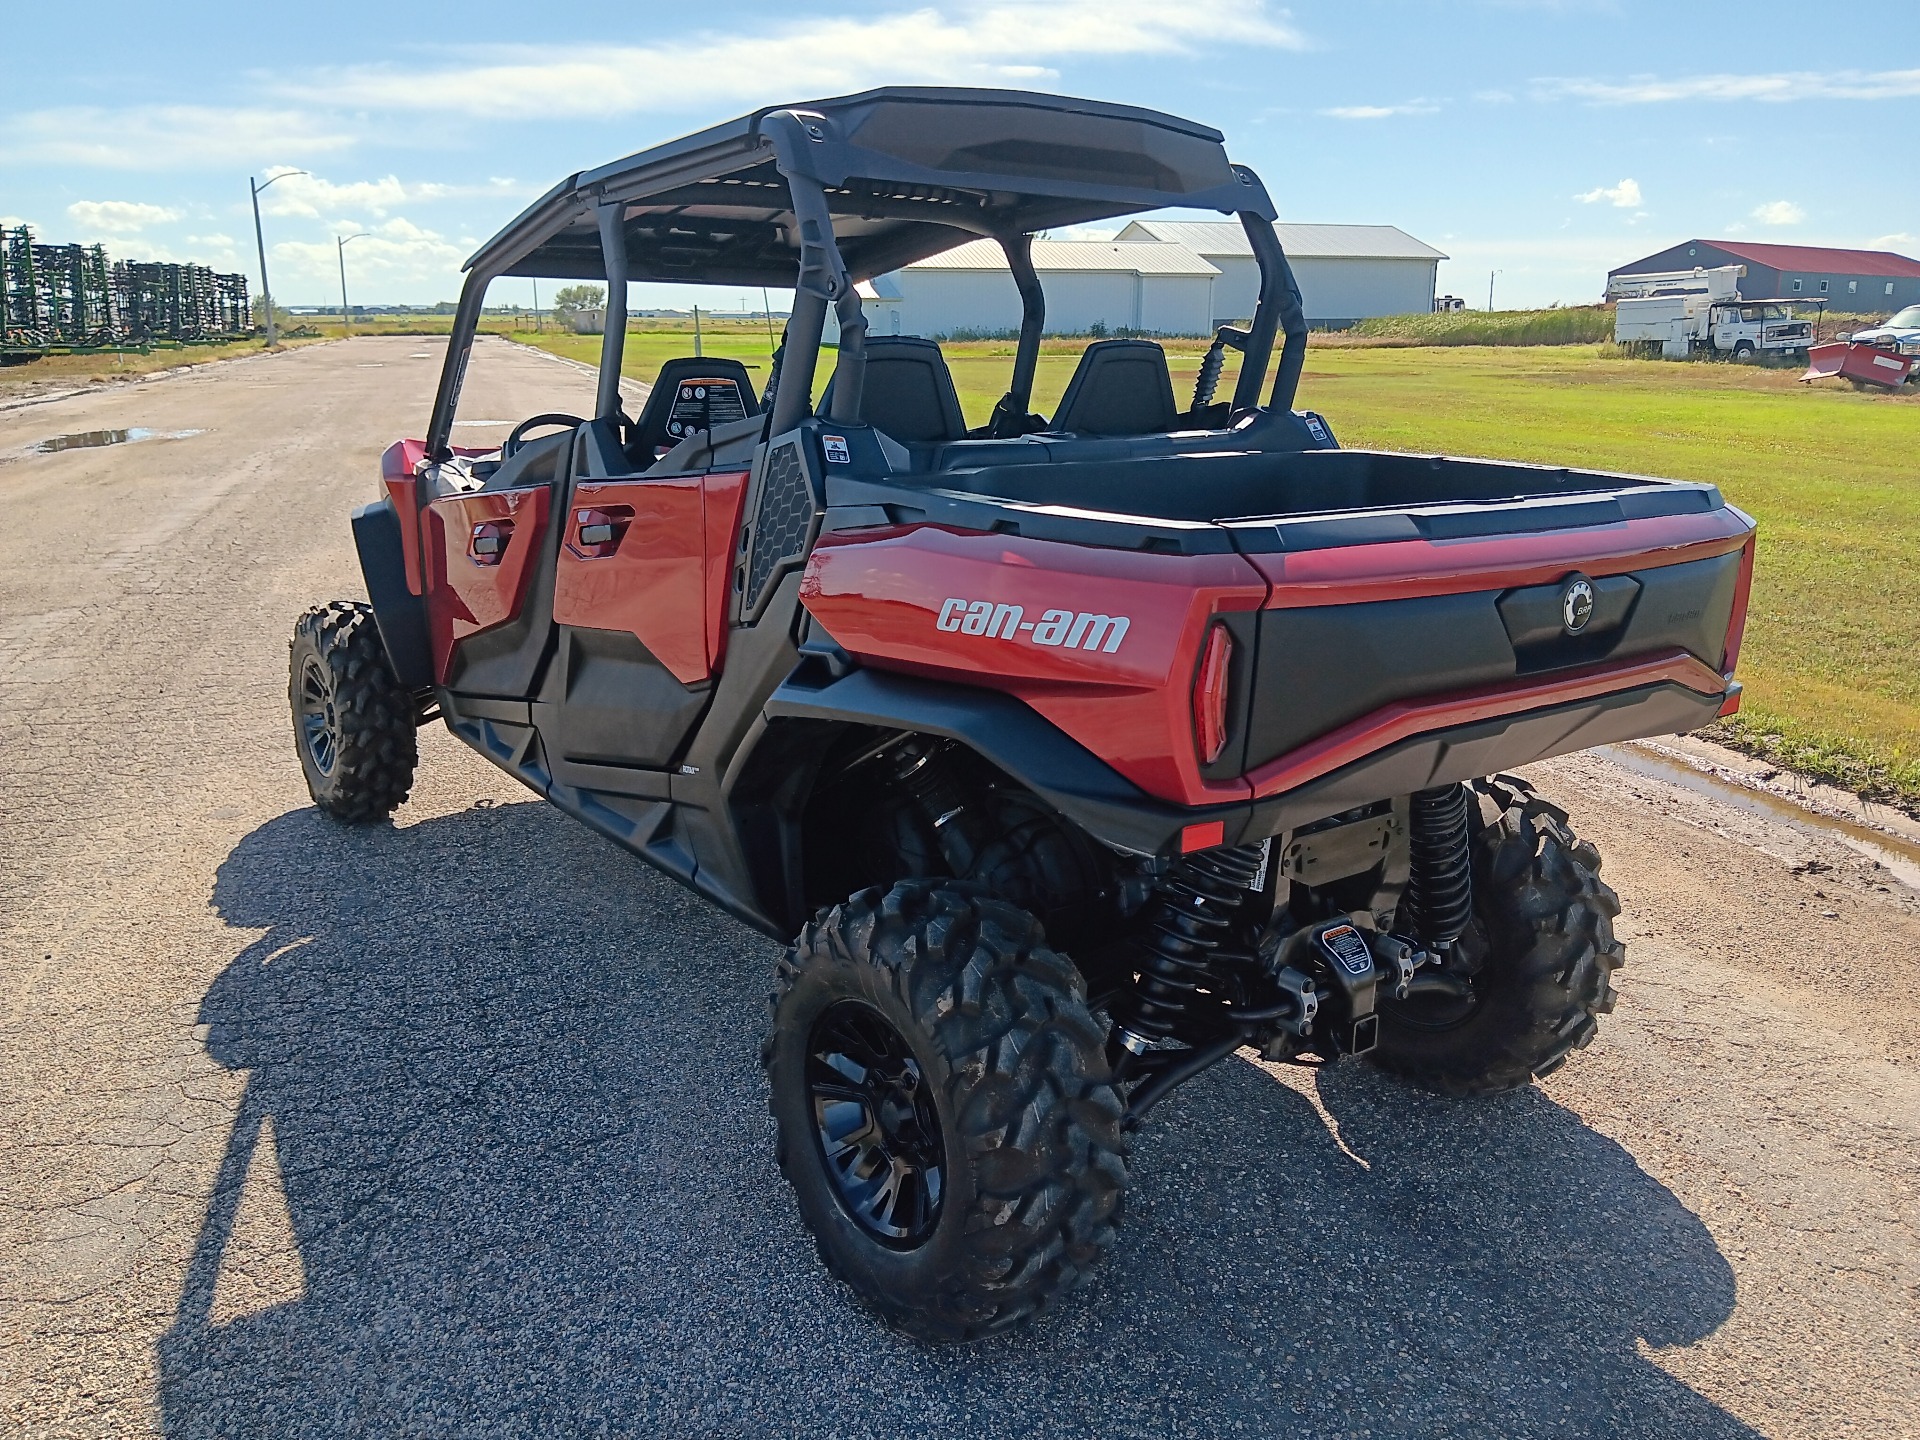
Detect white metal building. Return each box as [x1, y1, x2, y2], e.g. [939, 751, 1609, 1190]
[1114, 220, 1447, 327]
[853, 238, 1220, 339]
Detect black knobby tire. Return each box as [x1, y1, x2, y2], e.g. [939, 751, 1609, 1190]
[288, 601, 418, 822]
[1371, 775, 1624, 1096]
[763, 880, 1127, 1341]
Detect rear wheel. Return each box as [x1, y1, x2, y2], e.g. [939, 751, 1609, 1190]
[288, 601, 417, 822]
[763, 880, 1127, 1340]
[1371, 776, 1624, 1096]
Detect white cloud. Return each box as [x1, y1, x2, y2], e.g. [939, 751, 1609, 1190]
[1870, 232, 1916, 250]
[254, 169, 531, 220]
[1575, 178, 1642, 207]
[1537, 67, 1920, 104]
[65, 200, 181, 234]
[1752, 199, 1805, 226]
[0, 106, 358, 168]
[282, 1, 1308, 118]
[270, 214, 477, 295]
[1320, 101, 1439, 120]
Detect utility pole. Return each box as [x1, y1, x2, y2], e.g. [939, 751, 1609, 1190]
[531, 278, 540, 331]
[336, 232, 370, 335]
[249, 170, 308, 347]
[1488, 270, 1501, 312]
[693, 303, 703, 357]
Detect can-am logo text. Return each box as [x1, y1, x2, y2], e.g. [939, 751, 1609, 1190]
[936, 598, 1130, 653]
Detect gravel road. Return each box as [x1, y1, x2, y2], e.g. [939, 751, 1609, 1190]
[2, 336, 1914, 1438]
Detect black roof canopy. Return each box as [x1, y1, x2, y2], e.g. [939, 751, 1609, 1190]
[466, 87, 1276, 286]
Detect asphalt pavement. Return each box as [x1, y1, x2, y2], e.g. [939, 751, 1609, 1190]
[2, 336, 1914, 1438]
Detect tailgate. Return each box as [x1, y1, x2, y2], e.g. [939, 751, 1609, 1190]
[1213, 486, 1753, 788]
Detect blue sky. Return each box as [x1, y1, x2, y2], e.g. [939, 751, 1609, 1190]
[3, 1, 1915, 311]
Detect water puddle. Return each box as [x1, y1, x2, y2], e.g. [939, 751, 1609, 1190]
[1597, 743, 1920, 891]
[32, 427, 204, 455]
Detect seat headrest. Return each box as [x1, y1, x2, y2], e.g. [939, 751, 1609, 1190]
[1050, 339, 1178, 437]
[627, 357, 759, 466]
[820, 336, 967, 444]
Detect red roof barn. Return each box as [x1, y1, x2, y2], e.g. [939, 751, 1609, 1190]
[1609, 239, 1920, 312]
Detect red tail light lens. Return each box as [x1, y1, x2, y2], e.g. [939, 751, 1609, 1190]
[1192, 621, 1234, 765]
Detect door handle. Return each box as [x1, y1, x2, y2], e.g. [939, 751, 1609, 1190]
[568, 506, 632, 559]
[469, 520, 514, 565]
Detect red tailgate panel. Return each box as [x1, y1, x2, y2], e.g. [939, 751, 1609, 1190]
[1247, 508, 1753, 607]
[421, 486, 551, 683]
[802, 526, 1268, 805]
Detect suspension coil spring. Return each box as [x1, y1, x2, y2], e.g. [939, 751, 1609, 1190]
[1123, 843, 1267, 1047]
[887, 740, 981, 873]
[1401, 784, 1474, 949]
[1191, 339, 1227, 410]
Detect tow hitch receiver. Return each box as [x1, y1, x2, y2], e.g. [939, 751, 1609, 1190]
[1317, 923, 1381, 1056]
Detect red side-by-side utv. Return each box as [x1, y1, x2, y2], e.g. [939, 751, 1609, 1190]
[289, 88, 1755, 1339]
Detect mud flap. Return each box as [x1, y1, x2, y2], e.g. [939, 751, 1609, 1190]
[351, 499, 433, 690]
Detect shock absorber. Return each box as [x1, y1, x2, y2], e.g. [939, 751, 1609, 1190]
[1188, 325, 1248, 412]
[1116, 843, 1267, 1056]
[1400, 784, 1474, 950]
[886, 739, 988, 875]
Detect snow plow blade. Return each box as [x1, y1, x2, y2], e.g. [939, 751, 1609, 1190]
[1802, 341, 1915, 388]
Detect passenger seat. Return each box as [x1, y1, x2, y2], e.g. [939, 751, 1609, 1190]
[1050, 339, 1178, 437]
[821, 336, 968, 444]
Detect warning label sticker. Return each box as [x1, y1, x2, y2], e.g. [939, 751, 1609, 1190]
[1319, 923, 1373, 978]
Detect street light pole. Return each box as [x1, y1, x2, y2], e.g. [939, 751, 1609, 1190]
[249, 169, 308, 348]
[337, 232, 371, 335]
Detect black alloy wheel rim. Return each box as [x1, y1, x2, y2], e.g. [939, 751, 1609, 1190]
[807, 1001, 946, 1247]
[298, 655, 340, 776]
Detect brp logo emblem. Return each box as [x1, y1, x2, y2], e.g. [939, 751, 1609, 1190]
[1561, 576, 1596, 634]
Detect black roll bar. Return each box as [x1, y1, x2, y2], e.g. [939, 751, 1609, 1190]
[594, 200, 630, 422]
[1237, 213, 1308, 413]
[764, 114, 860, 435]
[989, 233, 1046, 435]
[426, 269, 489, 462]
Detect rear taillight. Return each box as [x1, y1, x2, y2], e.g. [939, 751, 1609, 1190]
[1719, 539, 1756, 716]
[1192, 621, 1234, 765]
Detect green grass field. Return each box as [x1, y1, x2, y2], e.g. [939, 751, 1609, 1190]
[517, 324, 1920, 809]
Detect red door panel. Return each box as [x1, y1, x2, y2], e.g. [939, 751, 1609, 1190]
[421, 486, 551, 683]
[701, 470, 750, 671]
[552, 470, 751, 687]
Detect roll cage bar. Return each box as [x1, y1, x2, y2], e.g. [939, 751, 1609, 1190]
[425, 88, 1309, 461]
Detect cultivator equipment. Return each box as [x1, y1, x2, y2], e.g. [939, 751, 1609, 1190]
[0, 224, 251, 359]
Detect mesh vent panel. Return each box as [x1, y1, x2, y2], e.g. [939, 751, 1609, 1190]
[746, 440, 815, 609]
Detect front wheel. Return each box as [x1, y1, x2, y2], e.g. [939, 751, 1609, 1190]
[1371, 776, 1625, 1096]
[763, 881, 1127, 1340]
[288, 601, 418, 822]
[1732, 340, 1756, 361]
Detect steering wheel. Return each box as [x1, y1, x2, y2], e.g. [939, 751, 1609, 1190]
[503, 413, 586, 459]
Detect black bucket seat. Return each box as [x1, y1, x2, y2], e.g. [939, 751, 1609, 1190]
[1050, 339, 1178, 437]
[821, 336, 968, 444]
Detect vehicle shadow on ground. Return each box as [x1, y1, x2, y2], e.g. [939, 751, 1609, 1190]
[159, 802, 1760, 1439]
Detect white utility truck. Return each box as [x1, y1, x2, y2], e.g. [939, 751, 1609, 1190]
[1610, 265, 1821, 359]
